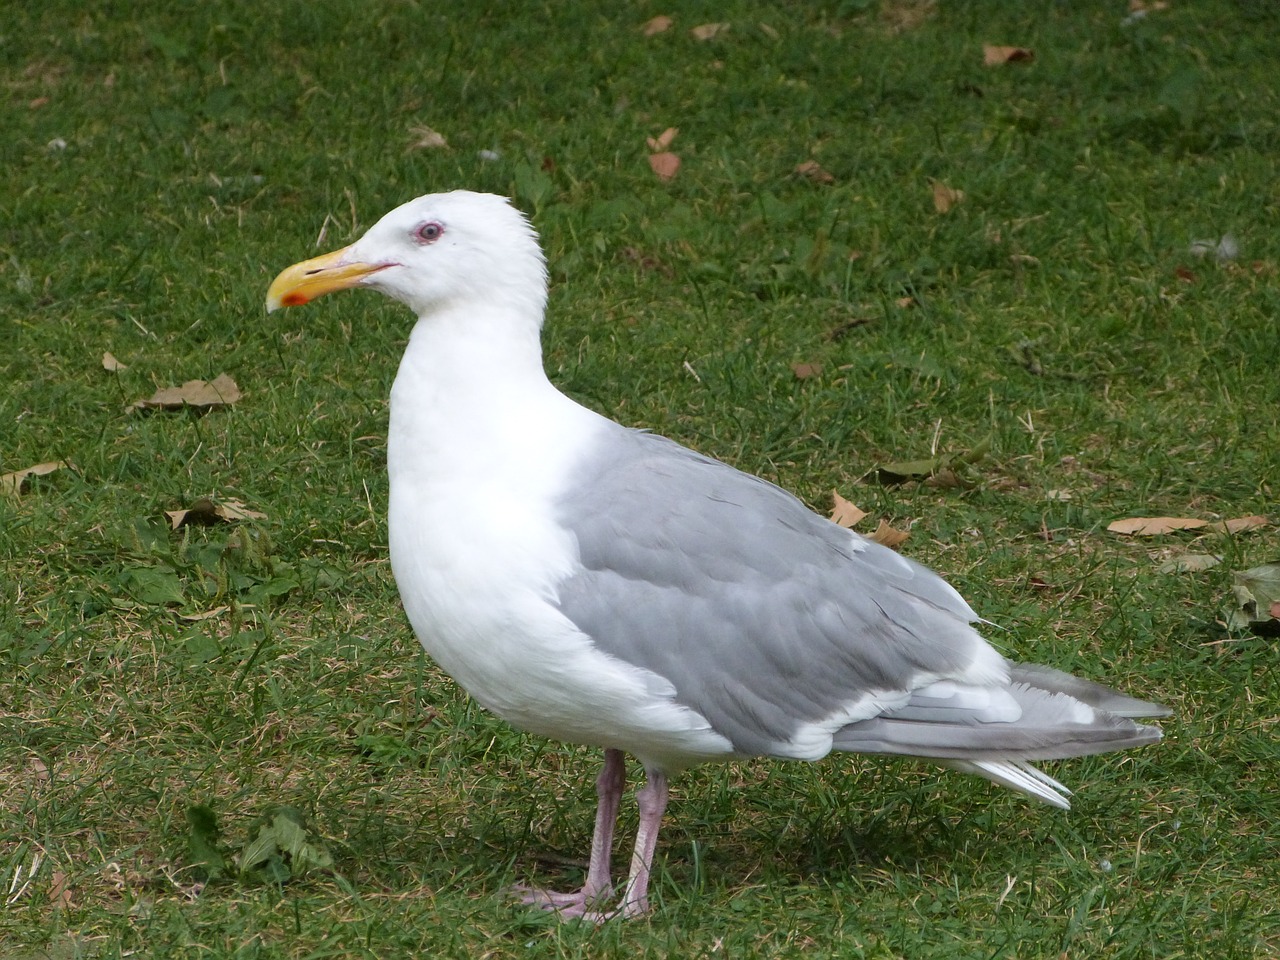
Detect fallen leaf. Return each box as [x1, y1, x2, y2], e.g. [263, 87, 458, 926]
[646, 127, 678, 151]
[49, 872, 72, 909]
[642, 15, 673, 36]
[870, 437, 991, 486]
[882, 0, 937, 32]
[1225, 562, 1280, 635]
[238, 807, 334, 882]
[690, 22, 730, 40]
[894, 296, 916, 309]
[1108, 515, 1268, 536]
[1174, 265, 1196, 283]
[1130, 0, 1169, 11]
[179, 605, 231, 622]
[795, 160, 835, 184]
[930, 179, 965, 213]
[102, 351, 128, 371]
[791, 361, 823, 379]
[830, 491, 868, 529]
[984, 45, 1034, 67]
[868, 519, 910, 550]
[165, 497, 267, 530]
[648, 152, 681, 181]
[1109, 516, 1205, 536]
[130, 373, 241, 412]
[1, 460, 70, 499]
[1220, 516, 1269, 534]
[1157, 553, 1222, 574]
[407, 124, 448, 150]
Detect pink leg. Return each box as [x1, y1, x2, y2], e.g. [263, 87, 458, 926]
[612, 771, 669, 920]
[516, 748, 626, 915]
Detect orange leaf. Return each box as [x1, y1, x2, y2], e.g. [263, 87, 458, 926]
[130, 373, 241, 412]
[930, 179, 964, 213]
[983, 45, 1034, 67]
[868, 519, 910, 550]
[642, 15, 673, 36]
[690, 22, 730, 41]
[791, 361, 823, 379]
[794, 160, 835, 184]
[648, 152, 681, 181]
[830, 491, 868, 529]
[646, 127, 678, 151]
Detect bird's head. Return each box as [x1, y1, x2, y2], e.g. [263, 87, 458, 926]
[266, 191, 547, 320]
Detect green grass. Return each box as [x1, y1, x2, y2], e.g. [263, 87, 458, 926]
[3, 1, 1279, 956]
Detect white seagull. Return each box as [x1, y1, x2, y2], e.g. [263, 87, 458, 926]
[266, 191, 1169, 921]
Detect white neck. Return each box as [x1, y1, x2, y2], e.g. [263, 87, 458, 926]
[386, 302, 602, 493]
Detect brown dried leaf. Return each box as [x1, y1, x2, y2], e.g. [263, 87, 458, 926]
[690, 22, 730, 41]
[165, 497, 267, 530]
[795, 160, 835, 184]
[407, 124, 448, 150]
[1218, 515, 1269, 534]
[830, 491, 868, 529]
[646, 127, 679, 151]
[894, 296, 917, 309]
[1, 460, 70, 499]
[1108, 515, 1268, 536]
[791, 361, 823, 379]
[102, 350, 128, 371]
[648, 152, 681, 181]
[1130, 0, 1169, 10]
[983, 45, 1034, 67]
[130, 373, 241, 412]
[49, 871, 73, 909]
[930, 179, 965, 213]
[642, 15, 674, 36]
[868, 519, 910, 550]
[1109, 516, 1211, 536]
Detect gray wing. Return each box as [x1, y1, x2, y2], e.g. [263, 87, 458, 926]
[552, 428, 991, 758]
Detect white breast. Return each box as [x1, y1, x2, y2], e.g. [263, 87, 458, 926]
[385, 316, 733, 771]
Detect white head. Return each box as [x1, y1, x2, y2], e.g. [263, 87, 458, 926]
[266, 191, 548, 322]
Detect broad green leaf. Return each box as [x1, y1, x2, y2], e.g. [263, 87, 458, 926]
[1225, 562, 1280, 635]
[186, 804, 228, 881]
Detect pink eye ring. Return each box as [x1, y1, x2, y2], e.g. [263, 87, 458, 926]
[414, 221, 445, 244]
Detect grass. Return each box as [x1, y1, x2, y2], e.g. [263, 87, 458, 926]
[2, 0, 1278, 956]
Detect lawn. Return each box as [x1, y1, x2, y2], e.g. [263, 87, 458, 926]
[2, 1, 1278, 957]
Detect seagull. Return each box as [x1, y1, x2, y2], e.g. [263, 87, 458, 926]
[265, 190, 1169, 921]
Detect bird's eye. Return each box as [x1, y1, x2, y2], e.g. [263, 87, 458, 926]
[414, 221, 444, 244]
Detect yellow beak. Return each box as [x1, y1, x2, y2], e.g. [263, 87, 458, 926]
[265, 245, 392, 312]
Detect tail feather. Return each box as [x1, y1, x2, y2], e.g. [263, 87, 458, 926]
[943, 758, 1073, 809]
[830, 666, 1169, 806]
[1009, 663, 1172, 719]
